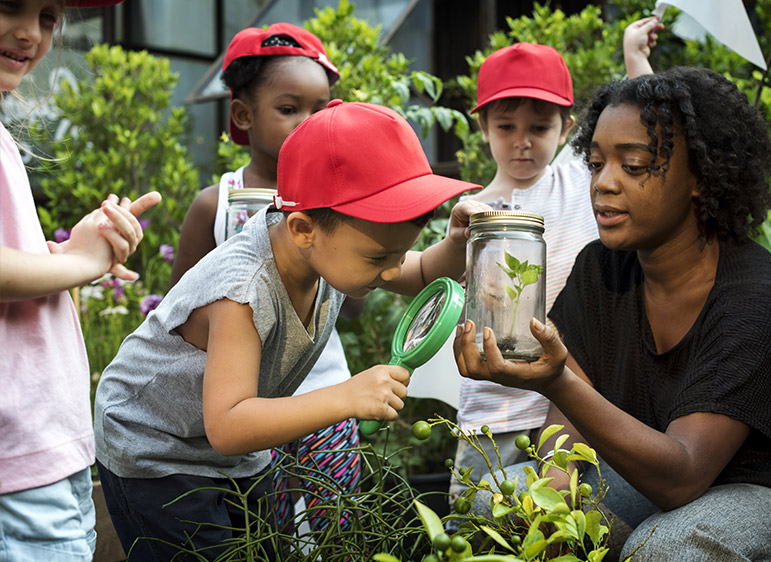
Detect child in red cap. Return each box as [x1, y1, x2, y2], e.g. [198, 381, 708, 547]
[0, 1, 161, 561]
[447, 30, 662, 511]
[443, 42, 598, 509]
[93, 99, 486, 560]
[169, 22, 361, 539]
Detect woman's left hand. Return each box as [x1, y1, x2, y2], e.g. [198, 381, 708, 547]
[453, 317, 568, 394]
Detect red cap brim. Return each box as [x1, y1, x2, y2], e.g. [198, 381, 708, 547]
[471, 86, 573, 114]
[331, 173, 480, 223]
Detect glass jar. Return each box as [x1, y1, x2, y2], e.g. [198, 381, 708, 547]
[225, 188, 277, 240]
[465, 210, 546, 361]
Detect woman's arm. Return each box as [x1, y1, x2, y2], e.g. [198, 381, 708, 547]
[454, 318, 750, 510]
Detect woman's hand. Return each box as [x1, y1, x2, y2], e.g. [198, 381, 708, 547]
[453, 317, 568, 395]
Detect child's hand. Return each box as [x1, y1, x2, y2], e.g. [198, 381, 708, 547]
[346, 364, 410, 421]
[446, 200, 492, 249]
[47, 207, 122, 281]
[47, 192, 162, 282]
[624, 16, 664, 78]
[453, 318, 567, 395]
[98, 192, 162, 280]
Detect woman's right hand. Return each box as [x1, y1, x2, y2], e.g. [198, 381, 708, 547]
[453, 317, 568, 395]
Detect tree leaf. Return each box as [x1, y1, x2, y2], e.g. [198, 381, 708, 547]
[414, 500, 444, 540]
[479, 525, 516, 552]
[538, 425, 565, 451]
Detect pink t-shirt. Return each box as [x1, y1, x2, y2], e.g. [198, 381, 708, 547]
[0, 122, 94, 494]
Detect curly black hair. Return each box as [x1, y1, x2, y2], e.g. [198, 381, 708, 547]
[222, 34, 335, 102]
[571, 67, 771, 242]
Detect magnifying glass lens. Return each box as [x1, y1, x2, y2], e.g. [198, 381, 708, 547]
[403, 291, 447, 353]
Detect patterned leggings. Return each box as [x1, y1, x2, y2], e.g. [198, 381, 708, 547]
[270, 417, 361, 533]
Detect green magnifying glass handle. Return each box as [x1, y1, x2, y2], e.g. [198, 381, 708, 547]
[358, 357, 411, 435]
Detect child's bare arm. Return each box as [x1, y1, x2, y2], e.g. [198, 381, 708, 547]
[0, 192, 160, 301]
[169, 185, 219, 288]
[383, 199, 491, 296]
[201, 298, 410, 455]
[624, 16, 664, 78]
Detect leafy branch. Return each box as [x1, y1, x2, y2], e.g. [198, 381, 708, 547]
[497, 251, 544, 335]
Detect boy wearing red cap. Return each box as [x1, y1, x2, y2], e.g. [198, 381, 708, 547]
[170, 23, 362, 537]
[93, 100, 485, 561]
[448, 42, 599, 508]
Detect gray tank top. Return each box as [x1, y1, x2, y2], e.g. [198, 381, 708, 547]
[93, 208, 345, 478]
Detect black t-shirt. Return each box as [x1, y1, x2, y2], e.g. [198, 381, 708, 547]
[549, 240, 771, 487]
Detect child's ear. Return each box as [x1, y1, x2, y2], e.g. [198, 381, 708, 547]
[286, 212, 316, 249]
[230, 98, 253, 137]
[477, 114, 490, 143]
[558, 114, 576, 145]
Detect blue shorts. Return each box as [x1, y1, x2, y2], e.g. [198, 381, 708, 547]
[0, 467, 96, 562]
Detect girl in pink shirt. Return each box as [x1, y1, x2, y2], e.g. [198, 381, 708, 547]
[0, 1, 159, 559]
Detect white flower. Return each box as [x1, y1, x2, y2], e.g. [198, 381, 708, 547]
[80, 285, 105, 301]
[99, 305, 129, 317]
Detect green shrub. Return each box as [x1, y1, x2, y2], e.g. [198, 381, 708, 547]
[32, 44, 200, 295]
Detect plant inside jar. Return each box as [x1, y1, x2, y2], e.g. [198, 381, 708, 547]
[497, 251, 543, 356]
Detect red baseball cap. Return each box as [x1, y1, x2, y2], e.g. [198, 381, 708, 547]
[66, 1, 124, 6]
[274, 100, 481, 223]
[471, 42, 573, 114]
[223, 23, 339, 146]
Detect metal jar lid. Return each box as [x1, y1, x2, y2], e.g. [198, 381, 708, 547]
[468, 210, 545, 232]
[227, 188, 277, 203]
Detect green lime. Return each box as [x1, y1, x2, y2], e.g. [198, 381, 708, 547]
[423, 556, 440, 562]
[453, 496, 471, 514]
[412, 421, 431, 440]
[499, 479, 516, 496]
[579, 482, 593, 497]
[432, 532, 451, 551]
[451, 536, 469, 553]
[481, 424, 490, 434]
[444, 458, 454, 468]
[514, 434, 531, 450]
[551, 501, 570, 515]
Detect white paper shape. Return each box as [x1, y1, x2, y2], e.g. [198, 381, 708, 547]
[655, 0, 767, 69]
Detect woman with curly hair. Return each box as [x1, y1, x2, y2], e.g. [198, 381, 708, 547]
[456, 67, 771, 561]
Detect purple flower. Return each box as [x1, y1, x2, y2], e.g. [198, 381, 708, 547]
[159, 244, 175, 264]
[54, 228, 71, 243]
[140, 294, 163, 316]
[138, 218, 150, 231]
[99, 275, 125, 299]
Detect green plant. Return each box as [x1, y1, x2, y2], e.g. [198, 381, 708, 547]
[136, 428, 447, 561]
[31, 43, 200, 294]
[376, 417, 615, 562]
[497, 251, 544, 336]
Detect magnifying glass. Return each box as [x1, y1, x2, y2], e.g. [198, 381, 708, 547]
[359, 277, 465, 435]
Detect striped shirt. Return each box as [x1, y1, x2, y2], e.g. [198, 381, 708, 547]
[457, 156, 598, 433]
